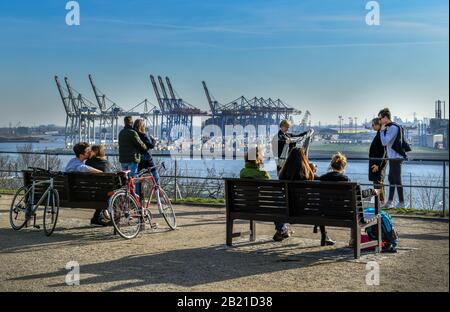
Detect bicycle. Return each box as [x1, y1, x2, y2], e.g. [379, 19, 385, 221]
[108, 162, 177, 239]
[10, 167, 63, 236]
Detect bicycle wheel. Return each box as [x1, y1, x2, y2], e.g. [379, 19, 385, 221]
[43, 189, 60, 236]
[109, 190, 141, 239]
[9, 186, 32, 231]
[157, 188, 177, 230]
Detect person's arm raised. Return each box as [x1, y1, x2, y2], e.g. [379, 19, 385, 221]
[289, 131, 308, 138]
[380, 124, 398, 146]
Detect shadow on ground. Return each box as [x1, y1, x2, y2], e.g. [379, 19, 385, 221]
[8, 239, 369, 291]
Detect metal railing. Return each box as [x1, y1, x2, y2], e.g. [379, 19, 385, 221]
[0, 150, 448, 216]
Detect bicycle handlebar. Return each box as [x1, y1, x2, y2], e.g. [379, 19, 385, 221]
[28, 167, 64, 177]
[137, 162, 166, 177]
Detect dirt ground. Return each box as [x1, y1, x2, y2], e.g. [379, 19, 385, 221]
[0, 194, 448, 292]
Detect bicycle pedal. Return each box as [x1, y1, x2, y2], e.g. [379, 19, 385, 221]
[150, 222, 158, 229]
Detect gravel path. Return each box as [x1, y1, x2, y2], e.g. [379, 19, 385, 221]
[0, 195, 448, 292]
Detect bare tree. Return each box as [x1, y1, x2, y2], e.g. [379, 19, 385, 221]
[414, 174, 443, 210]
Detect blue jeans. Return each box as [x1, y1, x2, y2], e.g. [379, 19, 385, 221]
[275, 222, 287, 232]
[121, 162, 139, 195]
[150, 167, 160, 185]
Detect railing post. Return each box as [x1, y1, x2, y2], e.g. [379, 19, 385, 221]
[409, 172, 412, 209]
[443, 161, 447, 217]
[174, 158, 178, 201]
[45, 153, 49, 170]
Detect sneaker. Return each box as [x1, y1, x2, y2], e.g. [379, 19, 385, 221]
[273, 229, 290, 242]
[395, 202, 406, 209]
[90, 218, 105, 226]
[382, 244, 398, 253]
[382, 201, 394, 209]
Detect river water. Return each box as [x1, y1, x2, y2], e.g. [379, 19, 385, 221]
[1, 138, 448, 210]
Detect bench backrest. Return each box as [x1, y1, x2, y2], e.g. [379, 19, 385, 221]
[225, 178, 363, 222]
[23, 170, 122, 208]
[225, 179, 289, 216]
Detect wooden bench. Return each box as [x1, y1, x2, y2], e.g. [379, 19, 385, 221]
[224, 179, 382, 259]
[23, 170, 123, 210]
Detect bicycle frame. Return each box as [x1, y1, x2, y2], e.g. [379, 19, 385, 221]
[126, 174, 159, 211]
[28, 177, 55, 213]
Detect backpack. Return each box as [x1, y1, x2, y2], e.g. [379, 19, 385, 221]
[364, 208, 398, 248]
[388, 123, 412, 155]
[399, 125, 412, 153]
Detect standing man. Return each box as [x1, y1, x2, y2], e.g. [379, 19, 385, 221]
[378, 108, 408, 208]
[118, 116, 149, 193]
[273, 120, 308, 174]
[368, 117, 387, 205]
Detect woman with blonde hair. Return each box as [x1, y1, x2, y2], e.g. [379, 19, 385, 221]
[133, 119, 159, 184]
[320, 152, 378, 247]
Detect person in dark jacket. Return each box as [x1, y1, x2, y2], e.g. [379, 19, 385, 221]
[320, 152, 378, 246]
[368, 117, 387, 204]
[118, 116, 148, 195]
[272, 120, 308, 173]
[133, 119, 160, 185]
[86, 144, 112, 173]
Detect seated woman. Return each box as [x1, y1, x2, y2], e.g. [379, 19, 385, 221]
[239, 145, 290, 242]
[86, 144, 112, 173]
[279, 148, 335, 246]
[320, 152, 378, 246]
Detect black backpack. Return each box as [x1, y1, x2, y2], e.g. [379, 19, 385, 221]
[387, 123, 412, 156]
[399, 125, 412, 152]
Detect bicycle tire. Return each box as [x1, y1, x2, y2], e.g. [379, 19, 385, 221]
[43, 189, 60, 236]
[9, 186, 32, 231]
[109, 190, 141, 239]
[157, 188, 177, 230]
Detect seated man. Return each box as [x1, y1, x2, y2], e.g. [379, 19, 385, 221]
[65, 142, 105, 225]
[65, 142, 103, 173]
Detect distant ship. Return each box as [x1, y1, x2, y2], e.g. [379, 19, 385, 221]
[0, 136, 41, 143]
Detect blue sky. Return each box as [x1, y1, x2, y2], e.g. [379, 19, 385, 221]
[0, 0, 448, 126]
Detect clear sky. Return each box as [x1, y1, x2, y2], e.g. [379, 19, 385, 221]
[0, 0, 448, 127]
